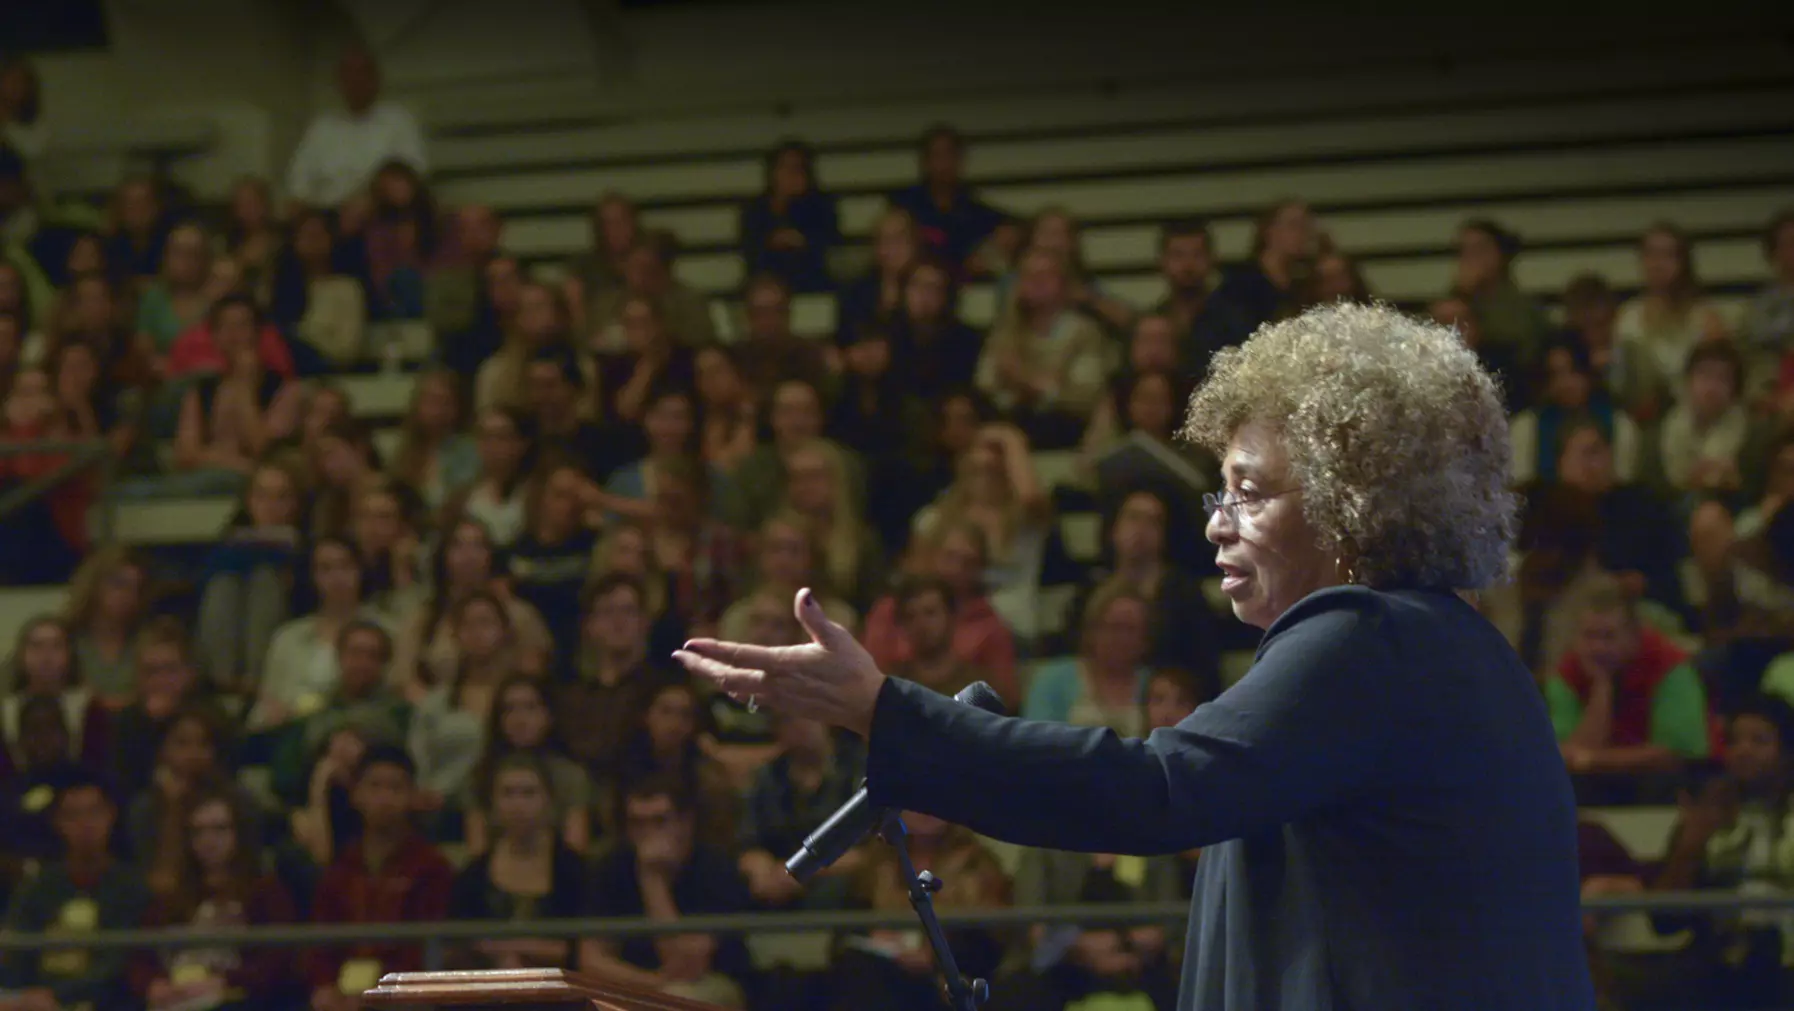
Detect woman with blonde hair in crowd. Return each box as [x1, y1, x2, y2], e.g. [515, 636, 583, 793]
[720, 511, 858, 640]
[975, 245, 1110, 448]
[778, 438, 885, 612]
[912, 422, 1052, 642]
[408, 590, 514, 820]
[388, 369, 478, 510]
[1619, 221, 1731, 407]
[474, 280, 582, 412]
[837, 207, 920, 341]
[997, 206, 1136, 332]
[62, 545, 151, 706]
[1024, 579, 1156, 734]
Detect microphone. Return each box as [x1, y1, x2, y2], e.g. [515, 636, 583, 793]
[784, 680, 1007, 883]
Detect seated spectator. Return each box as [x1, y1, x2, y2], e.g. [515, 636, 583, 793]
[357, 160, 437, 320]
[0, 147, 53, 325]
[464, 675, 590, 854]
[1656, 340, 1757, 503]
[302, 745, 453, 1011]
[975, 246, 1109, 449]
[249, 537, 382, 732]
[740, 139, 840, 293]
[737, 713, 865, 910]
[1, 616, 111, 778]
[838, 208, 919, 344]
[527, 346, 639, 483]
[829, 323, 929, 467]
[134, 221, 215, 354]
[580, 775, 753, 1008]
[889, 254, 983, 401]
[1153, 221, 1251, 389]
[590, 232, 717, 349]
[887, 125, 1010, 275]
[508, 462, 602, 657]
[130, 788, 298, 1011]
[599, 387, 723, 523]
[223, 176, 279, 296]
[829, 810, 1009, 1011]
[1079, 313, 1180, 449]
[1076, 369, 1196, 496]
[563, 191, 641, 328]
[166, 291, 298, 381]
[393, 517, 550, 697]
[885, 575, 993, 697]
[439, 253, 520, 383]
[172, 304, 303, 483]
[1433, 292, 1528, 415]
[0, 773, 147, 1011]
[195, 459, 305, 691]
[734, 377, 866, 530]
[49, 338, 141, 463]
[693, 346, 758, 474]
[703, 589, 804, 789]
[387, 368, 477, 510]
[288, 725, 370, 869]
[556, 573, 664, 795]
[1452, 217, 1554, 373]
[444, 407, 532, 548]
[1744, 209, 1794, 396]
[1219, 199, 1319, 331]
[270, 207, 366, 369]
[779, 439, 886, 611]
[617, 679, 739, 854]
[268, 620, 408, 808]
[1555, 417, 1687, 620]
[1024, 581, 1154, 734]
[1144, 666, 1205, 732]
[912, 423, 1052, 642]
[1563, 273, 1653, 417]
[635, 455, 743, 638]
[1005, 840, 1186, 1011]
[288, 383, 350, 483]
[0, 697, 102, 884]
[1651, 694, 1794, 1008]
[0, 60, 41, 163]
[735, 272, 829, 396]
[999, 207, 1135, 333]
[128, 705, 258, 880]
[285, 48, 427, 214]
[1510, 337, 1642, 487]
[110, 619, 226, 804]
[424, 203, 502, 338]
[448, 753, 585, 969]
[592, 522, 687, 656]
[1300, 249, 1372, 310]
[720, 513, 859, 639]
[104, 174, 170, 283]
[1069, 489, 1222, 695]
[407, 591, 512, 820]
[350, 478, 427, 622]
[863, 520, 1019, 703]
[872, 387, 990, 555]
[1546, 575, 1713, 800]
[0, 368, 88, 583]
[473, 279, 580, 413]
[1619, 222, 1731, 411]
[594, 294, 697, 427]
[62, 546, 149, 706]
[1734, 429, 1794, 540]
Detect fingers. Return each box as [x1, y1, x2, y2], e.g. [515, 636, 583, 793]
[794, 586, 848, 649]
[679, 637, 786, 670]
[671, 649, 766, 699]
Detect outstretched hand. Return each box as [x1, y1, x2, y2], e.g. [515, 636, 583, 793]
[673, 588, 887, 738]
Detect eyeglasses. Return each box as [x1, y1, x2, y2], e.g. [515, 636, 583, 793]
[1203, 488, 1299, 527]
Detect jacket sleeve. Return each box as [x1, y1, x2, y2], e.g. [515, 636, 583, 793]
[865, 588, 1411, 855]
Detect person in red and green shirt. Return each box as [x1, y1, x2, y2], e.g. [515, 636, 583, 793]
[1545, 577, 1713, 786]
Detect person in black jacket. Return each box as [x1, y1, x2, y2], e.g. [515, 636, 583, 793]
[677, 303, 1595, 1011]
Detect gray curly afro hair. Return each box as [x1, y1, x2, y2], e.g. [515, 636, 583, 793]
[1181, 302, 1517, 590]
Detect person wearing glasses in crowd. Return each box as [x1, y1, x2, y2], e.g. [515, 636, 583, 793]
[676, 302, 1593, 1010]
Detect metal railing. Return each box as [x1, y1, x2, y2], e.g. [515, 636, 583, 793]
[0, 892, 1787, 969]
[0, 438, 115, 543]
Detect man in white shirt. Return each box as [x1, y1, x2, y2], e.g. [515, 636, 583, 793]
[285, 48, 428, 213]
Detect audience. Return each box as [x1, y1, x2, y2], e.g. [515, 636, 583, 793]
[0, 76, 1787, 1009]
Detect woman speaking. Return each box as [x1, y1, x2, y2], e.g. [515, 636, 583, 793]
[675, 303, 1595, 1010]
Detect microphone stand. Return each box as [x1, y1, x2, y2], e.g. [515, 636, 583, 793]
[875, 810, 990, 1010]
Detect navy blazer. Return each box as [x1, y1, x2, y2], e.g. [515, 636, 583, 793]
[865, 585, 1596, 1011]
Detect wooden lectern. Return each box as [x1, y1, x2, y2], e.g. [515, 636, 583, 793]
[359, 968, 729, 1010]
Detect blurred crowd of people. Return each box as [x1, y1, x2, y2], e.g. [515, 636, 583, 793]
[1, 44, 1793, 1011]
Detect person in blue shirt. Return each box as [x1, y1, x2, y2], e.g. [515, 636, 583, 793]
[738, 140, 839, 293]
[887, 125, 1012, 276]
